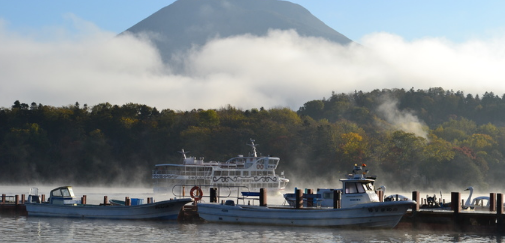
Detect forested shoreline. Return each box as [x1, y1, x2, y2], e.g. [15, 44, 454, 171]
[2, 87, 505, 191]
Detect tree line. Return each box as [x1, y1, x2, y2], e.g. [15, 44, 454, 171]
[2, 87, 505, 191]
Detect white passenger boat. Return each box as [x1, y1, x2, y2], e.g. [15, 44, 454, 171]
[152, 139, 289, 195]
[197, 164, 415, 228]
[25, 186, 192, 220]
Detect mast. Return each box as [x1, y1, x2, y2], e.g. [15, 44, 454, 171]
[247, 138, 258, 157]
[179, 149, 189, 159]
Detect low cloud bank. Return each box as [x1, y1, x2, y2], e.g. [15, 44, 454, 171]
[1, 17, 505, 111]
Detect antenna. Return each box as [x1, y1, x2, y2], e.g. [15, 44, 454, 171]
[247, 138, 258, 157]
[178, 149, 189, 159]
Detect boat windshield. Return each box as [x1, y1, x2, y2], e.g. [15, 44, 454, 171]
[50, 187, 75, 197]
[345, 182, 374, 194]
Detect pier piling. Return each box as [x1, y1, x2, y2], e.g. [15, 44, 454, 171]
[490, 193, 496, 211]
[210, 188, 217, 203]
[295, 189, 303, 209]
[259, 188, 267, 207]
[498, 193, 504, 226]
[411, 191, 420, 212]
[307, 189, 313, 207]
[333, 190, 341, 209]
[451, 192, 461, 213]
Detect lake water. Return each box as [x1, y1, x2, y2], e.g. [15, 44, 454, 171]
[1, 186, 504, 242]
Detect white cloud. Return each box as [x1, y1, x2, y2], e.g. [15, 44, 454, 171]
[1, 19, 505, 111]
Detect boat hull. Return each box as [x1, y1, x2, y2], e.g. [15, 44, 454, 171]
[25, 198, 192, 220]
[197, 201, 415, 228]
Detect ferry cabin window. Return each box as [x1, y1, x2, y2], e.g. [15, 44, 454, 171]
[215, 171, 221, 176]
[268, 159, 278, 167]
[243, 171, 249, 176]
[323, 192, 333, 199]
[345, 182, 366, 194]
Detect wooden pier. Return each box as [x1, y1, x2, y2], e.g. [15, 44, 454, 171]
[5, 189, 505, 231]
[396, 191, 505, 233]
[0, 194, 28, 215]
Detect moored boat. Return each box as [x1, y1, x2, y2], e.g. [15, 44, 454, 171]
[197, 164, 416, 228]
[152, 139, 289, 195]
[25, 186, 192, 220]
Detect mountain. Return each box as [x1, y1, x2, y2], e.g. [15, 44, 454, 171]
[123, 0, 353, 62]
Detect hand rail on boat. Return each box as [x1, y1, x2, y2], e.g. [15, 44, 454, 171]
[171, 184, 251, 202]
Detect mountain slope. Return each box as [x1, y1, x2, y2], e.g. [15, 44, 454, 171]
[123, 0, 353, 62]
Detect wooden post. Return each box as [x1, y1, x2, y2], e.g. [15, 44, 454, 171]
[377, 190, 383, 202]
[182, 186, 185, 197]
[295, 189, 303, 209]
[396, 194, 399, 201]
[307, 189, 313, 207]
[333, 190, 341, 209]
[497, 194, 503, 214]
[41, 194, 45, 203]
[21, 194, 25, 204]
[451, 192, 461, 213]
[81, 195, 87, 205]
[125, 197, 130, 206]
[259, 188, 267, 207]
[103, 196, 108, 205]
[497, 193, 503, 226]
[412, 191, 420, 212]
[210, 188, 217, 203]
[490, 193, 496, 211]
[15, 195, 19, 205]
[1, 194, 5, 204]
[147, 197, 151, 204]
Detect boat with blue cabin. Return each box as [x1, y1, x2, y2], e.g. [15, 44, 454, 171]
[25, 186, 192, 220]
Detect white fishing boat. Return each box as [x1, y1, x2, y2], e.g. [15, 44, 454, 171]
[152, 139, 289, 195]
[197, 164, 416, 228]
[25, 186, 192, 220]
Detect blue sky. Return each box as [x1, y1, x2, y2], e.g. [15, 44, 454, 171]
[1, 0, 504, 43]
[1, 0, 505, 111]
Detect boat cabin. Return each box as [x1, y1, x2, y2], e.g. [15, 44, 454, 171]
[48, 186, 79, 204]
[283, 164, 380, 208]
[339, 164, 379, 207]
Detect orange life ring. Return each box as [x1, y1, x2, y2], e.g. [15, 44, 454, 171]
[190, 186, 203, 201]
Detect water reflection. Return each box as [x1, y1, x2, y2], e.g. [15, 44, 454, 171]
[1, 214, 505, 242]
